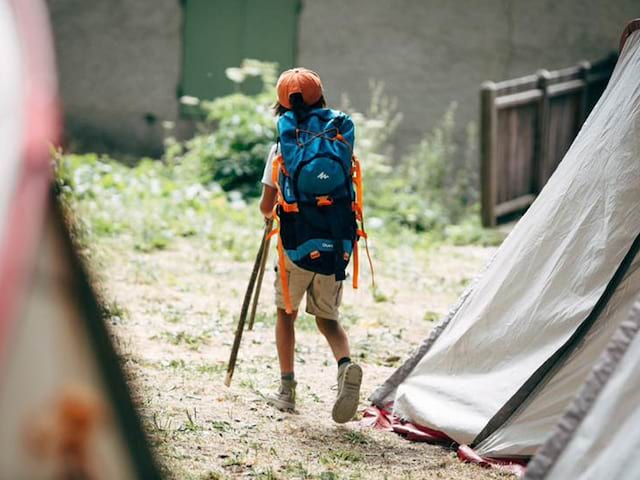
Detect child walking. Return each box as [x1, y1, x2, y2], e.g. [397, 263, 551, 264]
[259, 68, 363, 423]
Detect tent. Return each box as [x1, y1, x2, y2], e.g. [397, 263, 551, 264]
[524, 295, 640, 479]
[0, 1, 160, 478]
[369, 19, 640, 465]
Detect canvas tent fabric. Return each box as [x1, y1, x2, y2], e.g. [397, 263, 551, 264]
[524, 298, 640, 479]
[370, 25, 640, 459]
[0, 1, 161, 477]
[0, 0, 23, 248]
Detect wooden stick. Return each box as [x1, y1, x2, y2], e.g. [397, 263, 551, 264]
[247, 223, 273, 331]
[224, 218, 273, 386]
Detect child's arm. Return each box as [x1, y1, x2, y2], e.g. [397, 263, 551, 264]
[259, 184, 277, 219]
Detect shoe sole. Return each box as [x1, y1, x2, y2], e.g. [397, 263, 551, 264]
[332, 363, 363, 423]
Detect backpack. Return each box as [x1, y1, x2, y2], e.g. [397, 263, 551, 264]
[270, 108, 371, 313]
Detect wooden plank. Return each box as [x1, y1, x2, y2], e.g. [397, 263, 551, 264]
[535, 70, 551, 193]
[496, 90, 543, 109]
[579, 61, 591, 124]
[546, 65, 582, 81]
[495, 194, 536, 217]
[481, 81, 498, 227]
[547, 79, 585, 98]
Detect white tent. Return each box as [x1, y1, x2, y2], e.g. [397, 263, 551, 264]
[524, 295, 640, 479]
[371, 20, 640, 461]
[0, 1, 160, 478]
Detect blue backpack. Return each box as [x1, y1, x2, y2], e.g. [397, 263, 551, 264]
[270, 108, 369, 312]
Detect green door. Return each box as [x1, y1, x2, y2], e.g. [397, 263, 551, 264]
[181, 0, 301, 110]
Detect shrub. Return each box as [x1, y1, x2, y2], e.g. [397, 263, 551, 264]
[54, 150, 262, 257]
[177, 60, 278, 197]
[359, 102, 485, 238]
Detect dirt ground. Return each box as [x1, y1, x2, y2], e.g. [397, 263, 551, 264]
[94, 233, 514, 480]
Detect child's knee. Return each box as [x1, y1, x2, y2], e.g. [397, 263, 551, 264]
[316, 316, 338, 335]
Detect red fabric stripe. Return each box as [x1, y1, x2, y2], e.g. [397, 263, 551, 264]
[457, 444, 527, 476]
[361, 405, 528, 476]
[361, 405, 452, 444]
[0, 0, 59, 365]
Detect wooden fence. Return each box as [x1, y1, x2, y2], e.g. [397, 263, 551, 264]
[480, 53, 617, 227]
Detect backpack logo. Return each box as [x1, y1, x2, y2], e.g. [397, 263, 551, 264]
[317, 172, 330, 180]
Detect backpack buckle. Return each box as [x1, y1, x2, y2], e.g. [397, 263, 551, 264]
[310, 251, 321, 260]
[316, 196, 333, 207]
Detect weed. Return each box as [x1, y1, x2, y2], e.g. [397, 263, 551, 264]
[319, 472, 339, 480]
[222, 453, 247, 468]
[284, 461, 311, 479]
[160, 330, 211, 351]
[180, 408, 201, 432]
[196, 362, 227, 376]
[342, 430, 370, 445]
[371, 286, 389, 303]
[103, 299, 128, 322]
[253, 467, 279, 480]
[322, 449, 363, 464]
[162, 305, 184, 324]
[201, 472, 225, 480]
[239, 378, 260, 394]
[151, 412, 173, 432]
[166, 359, 186, 370]
[208, 420, 232, 433]
[423, 311, 440, 322]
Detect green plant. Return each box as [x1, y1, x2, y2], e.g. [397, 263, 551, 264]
[180, 408, 201, 432]
[180, 60, 278, 197]
[54, 149, 263, 256]
[342, 430, 370, 445]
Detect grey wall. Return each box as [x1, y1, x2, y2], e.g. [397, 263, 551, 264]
[47, 0, 638, 157]
[47, 0, 183, 157]
[298, 0, 638, 156]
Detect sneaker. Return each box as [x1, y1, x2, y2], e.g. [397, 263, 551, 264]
[332, 362, 362, 423]
[266, 379, 297, 411]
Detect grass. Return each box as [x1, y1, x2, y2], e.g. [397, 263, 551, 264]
[342, 430, 371, 445]
[55, 153, 512, 480]
[159, 330, 212, 350]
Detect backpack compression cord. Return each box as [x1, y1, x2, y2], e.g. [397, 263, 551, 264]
[268, 108, 374, 314]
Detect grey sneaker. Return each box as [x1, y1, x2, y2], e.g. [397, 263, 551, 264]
[266, 379, 297, 411]
[332, 362, 362, 423]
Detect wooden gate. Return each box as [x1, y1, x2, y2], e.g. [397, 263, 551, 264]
[480, 54, 617, 227]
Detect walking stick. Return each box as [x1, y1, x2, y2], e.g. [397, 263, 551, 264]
[247, 226, 273, 331]
[225, 218, 273, 386]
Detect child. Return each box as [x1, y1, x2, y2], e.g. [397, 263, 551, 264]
[259, 67, 363, 423]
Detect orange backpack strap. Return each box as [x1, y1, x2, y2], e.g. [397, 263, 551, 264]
[351, 155, 375, 289]
[352, 240, 359, 289]
[271, 154, 293, 313]
[272, 154, 299, 213]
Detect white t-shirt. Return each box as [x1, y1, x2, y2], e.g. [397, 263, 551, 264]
[261, 143, 279, 188]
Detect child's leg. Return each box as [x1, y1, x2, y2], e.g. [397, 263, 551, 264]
[267, 308, 299, 411]
[315, 317, 350, 362]
[276, 308, 298, 375]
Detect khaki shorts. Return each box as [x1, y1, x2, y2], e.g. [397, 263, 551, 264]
[275, 255, 343, 321]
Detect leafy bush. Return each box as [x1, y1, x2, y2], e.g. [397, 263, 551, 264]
[55, 151, 262, 257]
[354, 98, 487, 238]
[174, 60, 278, 197]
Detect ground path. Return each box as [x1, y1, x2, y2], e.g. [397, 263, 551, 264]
[95, 234, 514, 480]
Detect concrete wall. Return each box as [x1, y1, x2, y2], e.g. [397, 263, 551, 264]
[47, 0, 638, 157]
[298, 0, 638, 155]
[47, 0, 183, 157]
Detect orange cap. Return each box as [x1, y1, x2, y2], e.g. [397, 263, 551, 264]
[276, 67, 323, 109]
